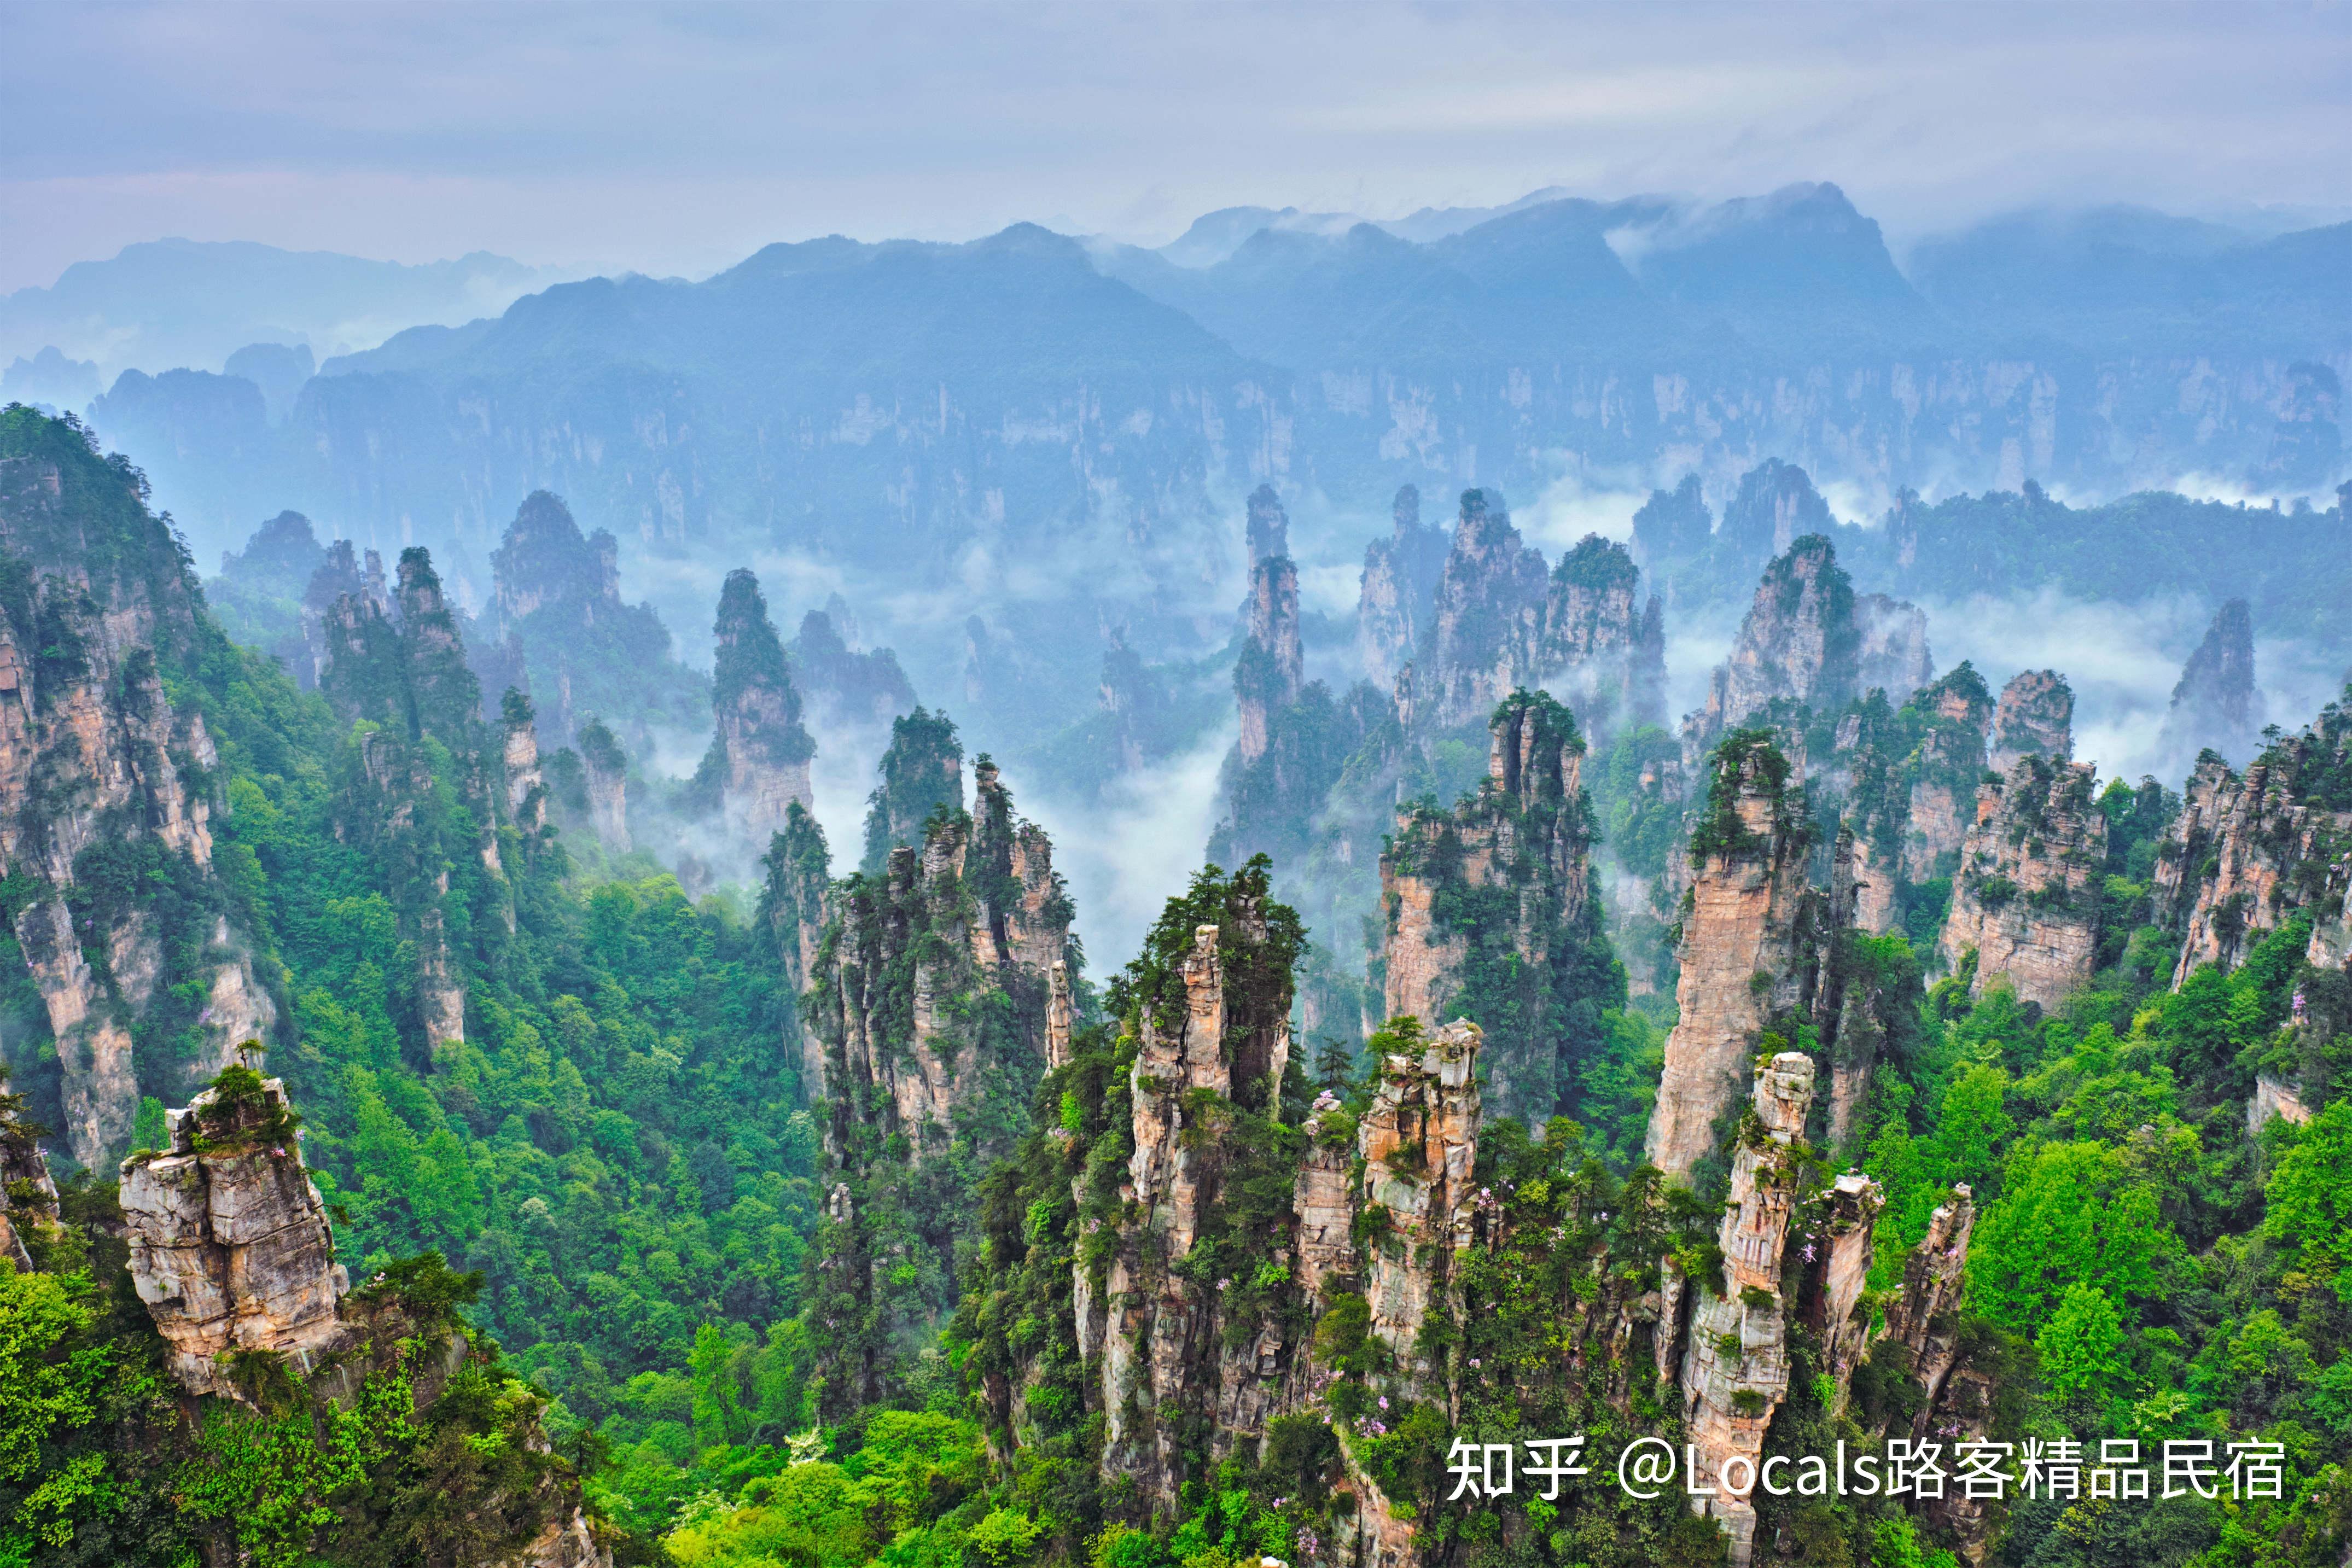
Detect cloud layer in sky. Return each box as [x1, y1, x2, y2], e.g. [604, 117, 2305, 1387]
[2, 1, 2345, 292]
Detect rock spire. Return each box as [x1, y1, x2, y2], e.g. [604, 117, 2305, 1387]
[1237, 485, 1304, 765]
[2161, 597, 2263, 765]
[1938, 755, 2107, 1007]
[701, 568, 816, 837]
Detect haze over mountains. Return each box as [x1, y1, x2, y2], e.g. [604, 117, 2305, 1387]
[7, 182, 2347, 833]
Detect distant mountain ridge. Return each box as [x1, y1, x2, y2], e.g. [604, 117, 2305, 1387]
[0, 237, 578, 377]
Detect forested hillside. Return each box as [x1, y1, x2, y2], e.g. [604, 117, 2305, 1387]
[2, 402, 2349, 1568]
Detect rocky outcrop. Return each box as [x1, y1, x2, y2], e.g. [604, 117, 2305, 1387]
[1679, 1052, 1814, 1568]
[2152, 706, 2352, 983]
[1646, 733, 1817, 1176]
[861, 706, 963, 875]
[1424, 489, 1550, 731]
[577, 719, 630, 851]
[1876, 1185, 1977, 1429]
[479, 490, 695, 755]
[1988, 669, 2072, 774]
[967, 757, 1072, 973]
[1357, 484, 1449, 683]
[2159, 597, 2263, 766]
[1811, 1169, 1885, 1398]
[1378, 691, 1612, 1123]
[298, 540, 390, 690]
[0, 429, 277, 1165]
[1099, 628, 1174, 773]
[1098, 908, 1298, 1515]
[119, 1071, 350, 1399]
[1940, 756, 2106, 1007]
[702, 568, 815, 837]
[1684, 535, 1884, 760]
[1237, 485, 1304, 765]
[1831, 664, 1995, 935]
[1358, 1019, 1482, 1390]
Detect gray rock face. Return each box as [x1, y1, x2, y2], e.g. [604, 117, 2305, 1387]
[1988, 668, 2073, 774]
[0, 450, 276, 1167]
[1237, 485, 1303, 765]
[119, 1075, 350, 1400]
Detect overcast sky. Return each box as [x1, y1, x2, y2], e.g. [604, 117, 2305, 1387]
[2, 1, 2346, 293]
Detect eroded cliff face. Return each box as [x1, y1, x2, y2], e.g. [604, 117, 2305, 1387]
[1357, 484, 1449, 683]
[1832, 664, 1994, 936]
[0, 445, 278, 1166]
[1939, 756, 2106, 1007]
[801, 770, 1072, 1410]
[577, 718, 631, 851]
[120, 1072, 349, 1398]
[318, 552, 536, 1050]
[1099, 913, 1298, 1516]
[1357, 1020, 1482, 1390]
[1683, 534, 1917, 763]
[1679, 1053, 1814, 1568]
[2153, 709, 2352, 984]
[790, 603, 919, 729]
[1646, 735, 1817, 1177]
[704, 567, 816, 838]
[1988, 668, 2072, 774]
[759, 801, 836, 1096]
[1379, 691, 1611, 1122]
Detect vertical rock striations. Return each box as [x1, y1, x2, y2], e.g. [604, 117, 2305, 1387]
[577, 718, 631, 852]
[2153, 702, 2352, 983]
[0, 422, 278, 1165]
[1646, 732, 1817, 1177]
[759, 802, 835, 1094]
[118, 1071, 350, 1398]
[1378, 690, 1617, 1123]
[1679, 1053, 1815, 1568]
[1097, 885, 1301, 1518]
[700, 568, 816, 838]
[800, 761, 1072, 1412]
[1684, 534, 1881, 762]
[1988, 669, 2073, 774]
[1356, 1019, 1482, 1390]
[1939, 756, 2107, 1007]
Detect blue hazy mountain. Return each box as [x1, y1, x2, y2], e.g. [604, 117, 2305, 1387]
[0, 237, 574, 376]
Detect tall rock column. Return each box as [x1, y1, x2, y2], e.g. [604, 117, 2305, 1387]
[759, 802, 834, 1095]
[1379, 690, 1614, 1123]
[1646, 733, 1815, 1177]
[1988, 669, 2072, 774]
[1939, 756, 2106, 1007]
[1357, 1019, 1482, 1389]
[119, 1071, 350, 1399]
[861, 706, 963, 874]
[1679, 1053, 1815, 1568]
[1237, 485, 1303, 765]
[1539, 534, 1652, 741]
[703, 568, 816, 837]
[0, 429, 277, 1165]
[502, 689, 546, 833]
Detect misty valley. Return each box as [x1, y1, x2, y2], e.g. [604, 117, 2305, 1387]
[1, 178, 2349, 1568]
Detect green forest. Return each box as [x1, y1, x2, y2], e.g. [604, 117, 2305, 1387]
[1, 402, 2348, 1568]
